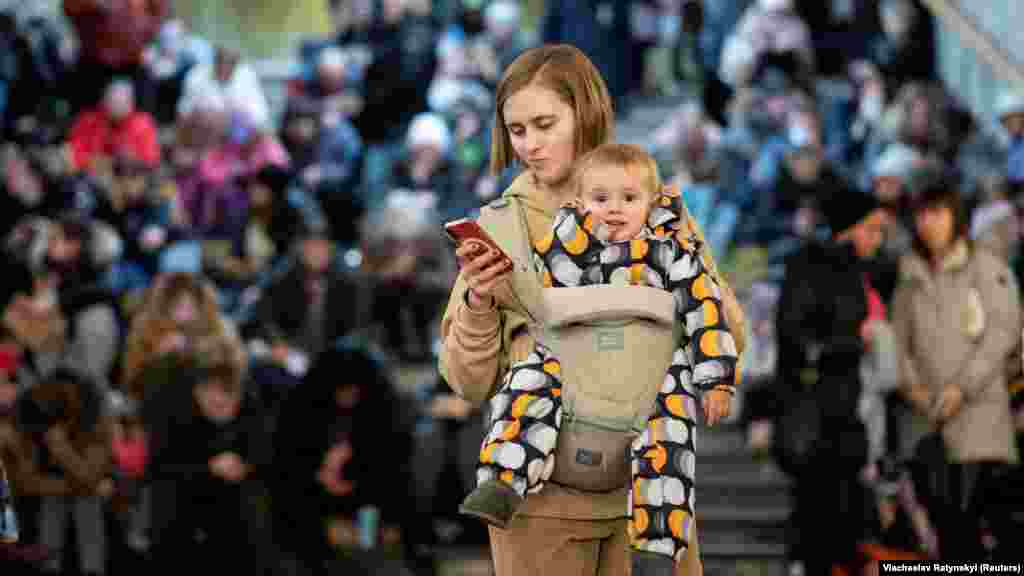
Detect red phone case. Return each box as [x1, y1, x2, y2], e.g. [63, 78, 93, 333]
[444, 219, 512, 265]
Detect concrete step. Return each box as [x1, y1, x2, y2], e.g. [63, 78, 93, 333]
[699, 456, 790, 510]
[698, 452, 787, 480]
[433, 545, 787, 576]
[704, 556, 787, 576]
[699, 481, 790, 511]
[699, 503, 790, 525]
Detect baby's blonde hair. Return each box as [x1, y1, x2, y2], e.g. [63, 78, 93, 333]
[574, 143, 662, 205]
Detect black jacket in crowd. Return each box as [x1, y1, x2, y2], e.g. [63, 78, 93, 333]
[271, 344, 414, 561]
[777, 239, 869, 424]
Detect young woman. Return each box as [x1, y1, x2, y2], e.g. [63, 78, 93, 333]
[439, 44, 743, 576]
[891, 170, 1021, 559]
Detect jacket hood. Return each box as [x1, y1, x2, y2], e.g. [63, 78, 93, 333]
[901, 238, 969, 285]
[500, 171, 565, 219]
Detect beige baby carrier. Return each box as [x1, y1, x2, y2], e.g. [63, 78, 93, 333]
[478, 197, 681, 492]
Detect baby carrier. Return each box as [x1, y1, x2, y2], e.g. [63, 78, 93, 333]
[477, 196, 683, 492]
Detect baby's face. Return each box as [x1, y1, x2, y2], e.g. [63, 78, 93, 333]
[579, 164, 653, 243]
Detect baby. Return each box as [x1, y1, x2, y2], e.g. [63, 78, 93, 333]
[460, 144, 738, 570]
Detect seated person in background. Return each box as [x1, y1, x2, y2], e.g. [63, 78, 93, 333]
[66, 81, 160, 175]
[244, 218, 371, 377]
[19, 367, 114, 576]
[272, 343, 417, 576]
[287, 46, 364, 122]
[177, 44, 271, 135]
[362, 189, 456, 363]
[146, 335, 272, 574]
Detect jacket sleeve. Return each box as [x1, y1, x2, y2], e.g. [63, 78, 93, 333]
[676, 191, 746, 356]
[318, 121, 363, 185]
[67, 112, 98, 171]
[7, 436, 71, 496]
[670, 242, 739, 392]
[890, 282, 932, 415]
[776, 251, 817, 384]
[46, 420, 112, 490]
[959, 256, 1022, 400]
[129, 115, 161, 167]
[438, 269, 505, 405]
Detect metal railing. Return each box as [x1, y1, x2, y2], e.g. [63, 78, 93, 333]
[922, 0, 1024, 131]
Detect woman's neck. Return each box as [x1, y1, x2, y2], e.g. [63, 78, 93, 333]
[928, 239, 958, 269]
[534, 172, 574, 207]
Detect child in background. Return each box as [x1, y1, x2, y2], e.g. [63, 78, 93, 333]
[21, 368, 113, 576]
[109, 390, 150, 552]
[996, 91, 1024, 198]
[146, 336, 272, 573]
[0, 344, 22, 544]
[460, 144, 738, 574]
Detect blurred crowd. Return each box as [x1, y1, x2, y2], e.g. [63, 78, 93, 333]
[0, 0, 1021, 575]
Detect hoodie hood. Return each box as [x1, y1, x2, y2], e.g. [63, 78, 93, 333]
[500, 171, 562, 222]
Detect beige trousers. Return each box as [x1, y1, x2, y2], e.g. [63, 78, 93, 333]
[489, 516, 703, 576]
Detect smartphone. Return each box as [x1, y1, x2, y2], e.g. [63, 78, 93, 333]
[444, 219, 513, 268]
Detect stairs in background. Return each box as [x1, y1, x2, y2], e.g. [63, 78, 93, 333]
[699, 425, 790, 576]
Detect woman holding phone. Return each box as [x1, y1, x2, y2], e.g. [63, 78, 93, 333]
[439, 44, 744, 576]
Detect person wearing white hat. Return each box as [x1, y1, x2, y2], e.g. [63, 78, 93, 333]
[178, 44, 271, 134]
[395, 112, 472, 222]
[997, 90, 1024, 192]
[872, 143, 919, 205]
[406, 112, 453, 158]
[474, 0, 527, 86]
[759, 0, 794, 12]
[870, 143, 920, 260]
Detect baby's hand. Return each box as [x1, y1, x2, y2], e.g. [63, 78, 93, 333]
[703, 389, 732, 427]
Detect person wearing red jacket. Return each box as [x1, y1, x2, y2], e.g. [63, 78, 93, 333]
[66, 80, 161, 174]
[64, 0, 169, 113]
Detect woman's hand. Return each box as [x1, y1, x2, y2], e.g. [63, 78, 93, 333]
[703, 389, 732, 426]
[317, 442, 355, 497]
[429, 394, 474, 420]
[95, 477, 115, 499]
[45, 425, 74, 461]
[456, 242, 512, 310]
[936, 384, 964, 422]
[209, 452, 248, 483]
[904, 382, 932, 416]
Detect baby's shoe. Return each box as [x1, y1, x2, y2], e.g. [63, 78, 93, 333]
[632, 551, 677, 576]
[458, 479, 524, 529]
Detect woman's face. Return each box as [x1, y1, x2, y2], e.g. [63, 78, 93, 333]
[248, 181, 272, 208]
[502, 84, 578, 189]
[194, 381, 241, 424]
[302, 237, 331, 274]
[908, 97, 930, 138]
[1003, 113, 1024, 137]
[0, 377, 16, 410]
[48, 227, 81, 265]
[335, 383, 361, 410]
[170, 292, 200, 326]
[915, 202, 956, 258]
[4, 152, 43, 207]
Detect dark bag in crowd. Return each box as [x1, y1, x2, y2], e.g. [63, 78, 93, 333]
[772, 389, 821, 475]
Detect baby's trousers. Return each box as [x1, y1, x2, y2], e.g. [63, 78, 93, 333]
[477, 345, 563, 495]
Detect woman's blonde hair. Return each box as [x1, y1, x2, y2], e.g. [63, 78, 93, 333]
[490, 44, 615, 176]
[573, 143, 662, 204]
[121, 272, 231, 396]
